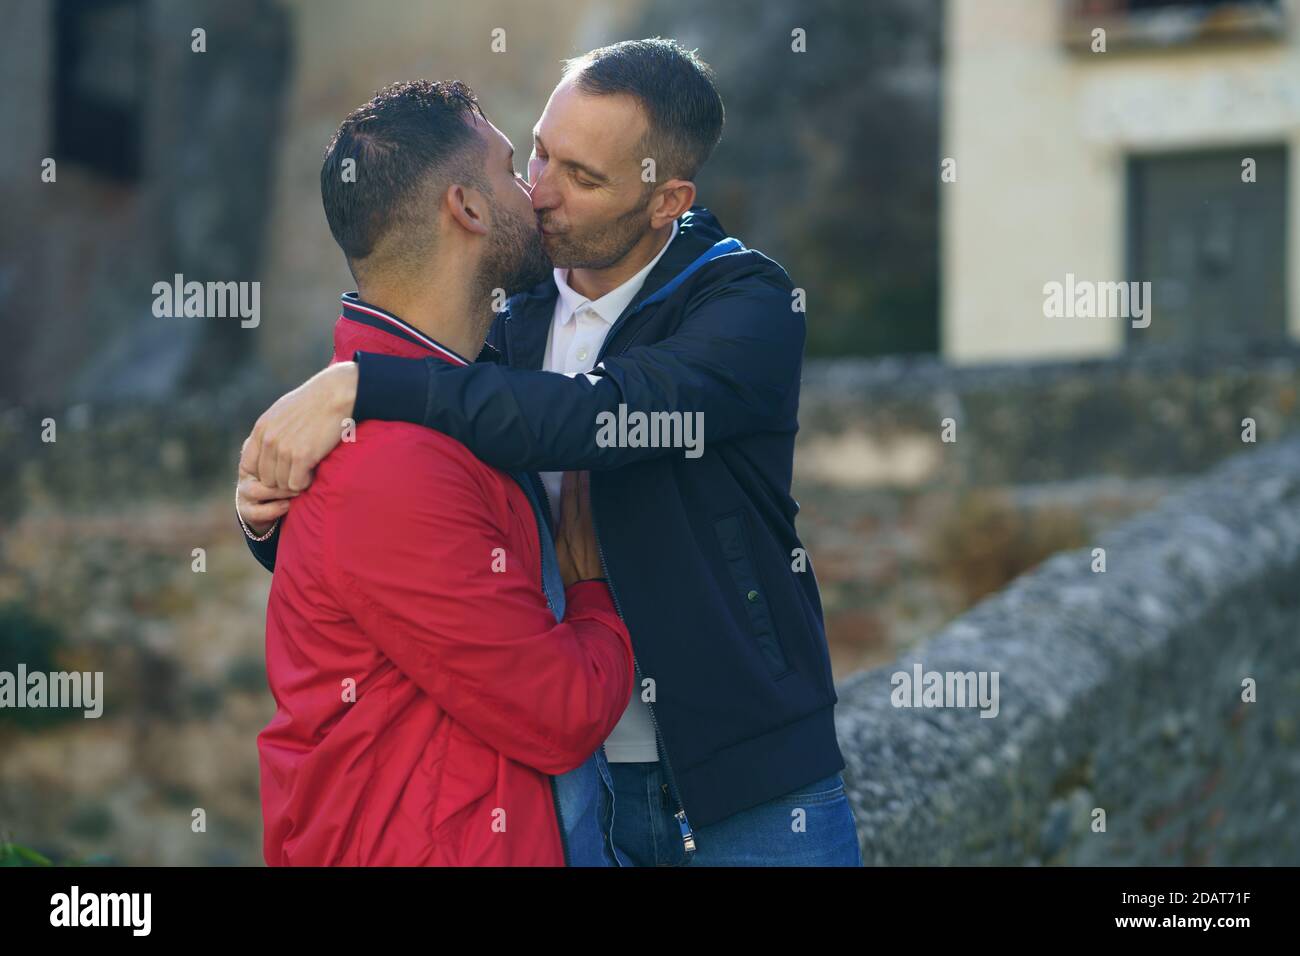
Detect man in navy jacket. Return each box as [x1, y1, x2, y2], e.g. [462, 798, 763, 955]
[239, 39, 861, 866]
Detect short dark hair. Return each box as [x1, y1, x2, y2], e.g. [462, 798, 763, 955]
[320, 79, 487, 280]
[561, 38, 724, 182]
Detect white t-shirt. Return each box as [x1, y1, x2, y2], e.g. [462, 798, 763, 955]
[540, 220, 678, 763]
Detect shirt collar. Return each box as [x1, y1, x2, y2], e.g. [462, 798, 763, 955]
[338, 292, 473, 366]
[553, 219, 679, 327]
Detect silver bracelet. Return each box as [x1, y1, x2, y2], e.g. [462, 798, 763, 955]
[237, 481, 280, 542]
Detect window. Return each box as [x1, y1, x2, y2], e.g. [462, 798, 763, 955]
[53, 0, 146, 180]
[1063, 0, 1285, 51]
[1127, 146, 1287, 347]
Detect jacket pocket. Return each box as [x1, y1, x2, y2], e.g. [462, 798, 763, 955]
[713, 511, 790, 678]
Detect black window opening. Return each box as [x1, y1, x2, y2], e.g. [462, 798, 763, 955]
[1064, 0, 1285, 50]
[53, 0, 146, 181]
[1126, 146, 1288, 348]
[1117, 0, 1278, 10]
[1073, 0, 1280, 15]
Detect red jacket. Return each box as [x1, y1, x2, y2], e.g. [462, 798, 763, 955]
[257, 300, 634, 866]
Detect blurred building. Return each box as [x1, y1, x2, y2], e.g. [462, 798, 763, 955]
[943, 0, 1300, 362]
[0, 0, 641, 405]
[1, 0, 292, 404]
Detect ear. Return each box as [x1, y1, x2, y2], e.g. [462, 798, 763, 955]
[444, 183, 490, 237]
[649, 179, 696, 229]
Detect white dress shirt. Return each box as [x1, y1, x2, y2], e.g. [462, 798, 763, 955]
[541, 219, 677, 763]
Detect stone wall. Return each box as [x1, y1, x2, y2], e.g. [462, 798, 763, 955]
[835, 436, 1300, 864]
[797, 341, 1300, 490]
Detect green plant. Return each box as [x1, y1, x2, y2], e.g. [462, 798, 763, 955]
[0, 840, 53, 867]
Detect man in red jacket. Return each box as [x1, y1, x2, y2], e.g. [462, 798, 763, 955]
[254, 80, 634, 865]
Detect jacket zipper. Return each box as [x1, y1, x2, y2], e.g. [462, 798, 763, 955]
[511, 278, 700, 861]
[593, 306, 699, 859]
[589, 482, 696, 860]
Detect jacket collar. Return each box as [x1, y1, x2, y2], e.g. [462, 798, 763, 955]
[337, 292, 476, 366]
[503, 206, 727, 370]
[552, 219, 679, 328]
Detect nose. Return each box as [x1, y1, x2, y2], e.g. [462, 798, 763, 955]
[528, 157, 556, 212]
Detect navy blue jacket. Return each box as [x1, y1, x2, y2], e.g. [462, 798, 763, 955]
[246, 207, 845, 830]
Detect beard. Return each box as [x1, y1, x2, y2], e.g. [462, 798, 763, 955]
[541, 192, 652, 270]
[474, 196, 555, 310]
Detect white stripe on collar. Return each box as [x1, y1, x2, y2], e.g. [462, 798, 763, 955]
[340, 294, 471, 366]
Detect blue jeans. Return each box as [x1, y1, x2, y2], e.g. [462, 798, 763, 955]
[553, 749, 621, 866]
[605, 761, 864, 866]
